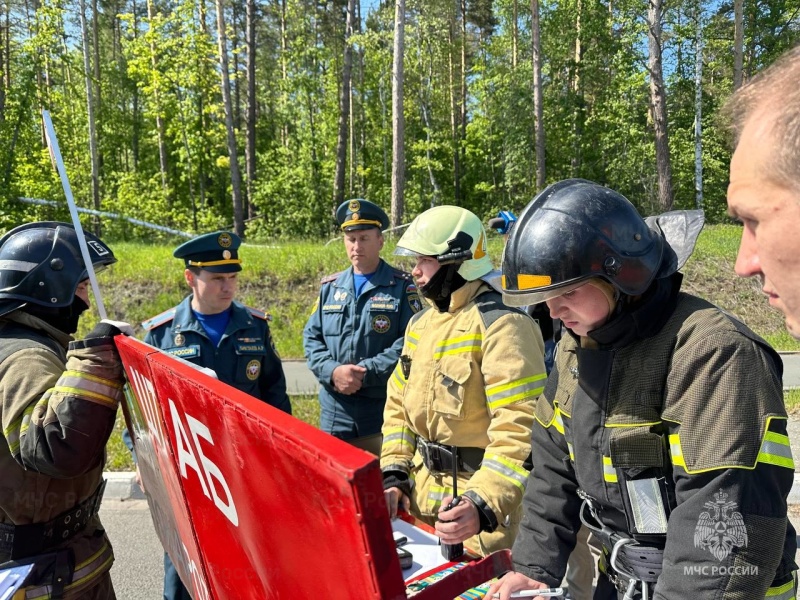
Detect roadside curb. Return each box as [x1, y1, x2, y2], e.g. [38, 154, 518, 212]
[104, 471, 145, 501]
[790, 474, 800, 507]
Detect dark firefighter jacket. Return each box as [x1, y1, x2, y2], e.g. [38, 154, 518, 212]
[511, 274, 797, 599]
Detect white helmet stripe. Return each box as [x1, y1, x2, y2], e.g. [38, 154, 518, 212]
[0, 259, 38, 272]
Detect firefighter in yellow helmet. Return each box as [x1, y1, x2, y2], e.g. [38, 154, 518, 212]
[380, 206, 547, 556]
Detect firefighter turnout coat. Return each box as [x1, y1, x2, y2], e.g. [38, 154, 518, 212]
[511, 274, 797, 598]
[0, 311, 124, 598]
[381, 279, 547, 555]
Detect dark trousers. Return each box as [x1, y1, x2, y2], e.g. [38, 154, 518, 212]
[163, 552, 192, 600]
[319, 391, 385, 441]
[79, 571, 116, 599]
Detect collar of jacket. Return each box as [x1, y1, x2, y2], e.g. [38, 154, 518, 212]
[422, 278, 487, 314]
[334, 259, 395, 293]
[4, 309, 73, 348]
[576, 272, 683, 349]
[172, 295, 253, 335]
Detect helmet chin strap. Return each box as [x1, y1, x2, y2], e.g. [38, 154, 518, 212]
[24, 296, 89, 334]
[420, 264, 466, 312]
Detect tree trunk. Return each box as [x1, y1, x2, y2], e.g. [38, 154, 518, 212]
[79, 0, 101, 234]
[694, 1, 703, 210]
[146, 0, 168, 193]
[0, 1, 6, 123]
[216, 0, 245, 236]
[647, 0, 673, 212]
[390, 0, 405, 229]
[448, 19, 461, 204]
[332, 0, 355, 210]
[531, 0, 545, 191]
[511, 0, 518, 69]
[245, 0, 257, 220]
[570, 0, 583, 175]
[459, 0, 467, 186]
[278, 0, 289, 149]
[197, 0, 208, 208]
[231, 2, 242, 131]
[92, 0, 101, 116]
[131, 0, 139, 169]
[733, 0, 744, 90]
[419, 45, 441, 205]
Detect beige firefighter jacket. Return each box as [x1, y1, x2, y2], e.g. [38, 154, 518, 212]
[381, 279, 546, 554]
[0, 311, 124, 598]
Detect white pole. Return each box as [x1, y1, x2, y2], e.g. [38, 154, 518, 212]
[41, 109, 108, 320]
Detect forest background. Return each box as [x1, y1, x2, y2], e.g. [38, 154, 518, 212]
[0, 0, 798, 239]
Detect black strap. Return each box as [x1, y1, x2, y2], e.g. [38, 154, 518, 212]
[0, 480, 106, 560]
[417, 437, 484, 473]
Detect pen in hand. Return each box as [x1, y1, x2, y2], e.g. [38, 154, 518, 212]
[492, 588, 564, 598]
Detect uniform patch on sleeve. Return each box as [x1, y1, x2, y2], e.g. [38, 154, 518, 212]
[408, 293, 422, 313]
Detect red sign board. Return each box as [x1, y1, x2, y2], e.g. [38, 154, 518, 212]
[116, 336, 510, 599]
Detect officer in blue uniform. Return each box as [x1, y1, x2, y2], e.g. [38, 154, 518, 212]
[140, 230, 291, 600]
[303, 199, 421, 441]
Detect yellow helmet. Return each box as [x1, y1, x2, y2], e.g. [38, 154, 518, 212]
[395, 206, 492, 281]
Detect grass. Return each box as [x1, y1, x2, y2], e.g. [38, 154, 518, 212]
[99, 224, 800, 470]
[785, 389, 800, 414]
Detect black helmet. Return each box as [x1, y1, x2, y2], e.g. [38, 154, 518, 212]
[501, 179, 704, 306]
[0, 222, 116, 316]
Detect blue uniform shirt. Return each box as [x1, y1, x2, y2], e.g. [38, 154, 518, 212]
[142, 296, 291, 414]
[303, 259, 421, 438]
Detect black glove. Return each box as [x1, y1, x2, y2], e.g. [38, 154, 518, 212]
[84, 319, 132, 339]
[383, 469, 414, 499]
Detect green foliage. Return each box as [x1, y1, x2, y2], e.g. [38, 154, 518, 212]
[2, 0, 799, 238]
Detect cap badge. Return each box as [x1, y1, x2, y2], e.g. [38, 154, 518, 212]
[351, 212, 360, 221]
[218, 233, 233, 248]
[348, 199, 361, 212]
[222, 250, 232, 260]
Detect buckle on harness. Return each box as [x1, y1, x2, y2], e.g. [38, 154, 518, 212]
[578, 493, 663, 598]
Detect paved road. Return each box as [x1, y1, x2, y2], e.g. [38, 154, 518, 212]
[101, 499, 162, 599]
[101, 499, 800, 598]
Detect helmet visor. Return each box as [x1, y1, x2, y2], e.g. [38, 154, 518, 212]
[394, 246, 424, 258]
[501, 277, 589, 307]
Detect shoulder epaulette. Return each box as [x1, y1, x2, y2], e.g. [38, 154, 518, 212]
[142, 307, 177, 331]
[320, 270, 344, 284]
[246, 305, 272, 322]
[391, 266, 413, 280]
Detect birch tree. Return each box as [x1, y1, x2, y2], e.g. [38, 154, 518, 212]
[391, 0, 405, 228]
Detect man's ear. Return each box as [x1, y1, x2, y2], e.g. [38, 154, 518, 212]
[184, 268, 196, 288]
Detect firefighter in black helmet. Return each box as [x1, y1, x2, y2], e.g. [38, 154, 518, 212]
[0, 222, 131, 599]
[489, 180, 797, 599]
